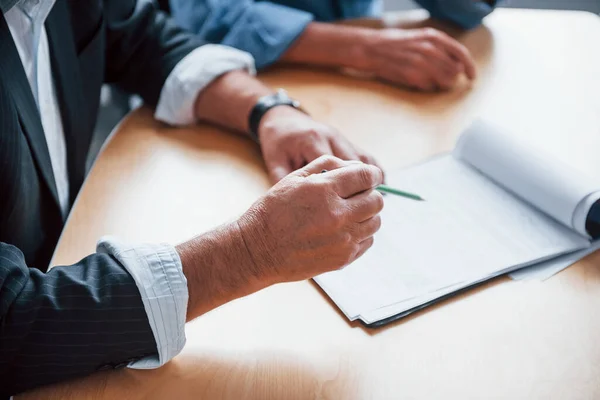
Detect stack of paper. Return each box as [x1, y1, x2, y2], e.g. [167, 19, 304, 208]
[314, 121, 600, 326]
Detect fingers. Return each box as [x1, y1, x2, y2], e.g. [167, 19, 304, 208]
[424, 29, 476, 80]
[383, 62, 435, 91]
[402, 68, 436, 91]
[294, 155, 352, 177]
[265, 152, 294, 183]
[412, 42, 462, 90]
[358, 153, 377, 166]
[330, 138, 360, 162]
[303, 139, 333, 162]
[346, 190, 384, 222]
[324, 163, 384, 199]
[414, 41, 461, 77]
[360, 154, 385, 183]
[353, 236, 375, 262]
[353, 215, 382, 241]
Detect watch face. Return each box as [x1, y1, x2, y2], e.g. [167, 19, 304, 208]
[276, 89, 288, 100]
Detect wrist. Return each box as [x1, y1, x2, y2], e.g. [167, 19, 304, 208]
[282, 22, 376, 72]
[319, 25, 377, 71]
[350, 29, 382, 73]
[235, 203, 279, 286]
[176, 221, 267, 320]
[344, 28, 380, 72]
[257, 105, 305, 140]
[193, 70, 271, 133]
[249, 90, 306, 142]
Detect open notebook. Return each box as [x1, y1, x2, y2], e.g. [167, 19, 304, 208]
[315, 120, 600, 327]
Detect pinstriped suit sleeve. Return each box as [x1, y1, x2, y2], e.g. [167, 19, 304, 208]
[97, 237, 188, 369]
[0, 241, 162, 396]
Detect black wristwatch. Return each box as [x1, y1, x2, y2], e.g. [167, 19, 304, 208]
[248, 89, 305, 143]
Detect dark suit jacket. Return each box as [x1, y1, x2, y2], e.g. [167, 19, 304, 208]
[0, 0, 205, 396]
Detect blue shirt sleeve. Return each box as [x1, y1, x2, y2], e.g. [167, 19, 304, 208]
[413, 0, 498, 30]
[169, 0, 314, 68]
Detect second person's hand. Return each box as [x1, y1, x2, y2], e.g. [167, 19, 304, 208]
[258, 106, 380, 183]
[361, 27, 477, 91]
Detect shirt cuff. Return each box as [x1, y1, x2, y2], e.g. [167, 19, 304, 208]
[154, 44, 256, 126]
[97, 236, 188, 369]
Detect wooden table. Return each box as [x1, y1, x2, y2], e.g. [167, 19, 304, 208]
[21, 8, 600, 400]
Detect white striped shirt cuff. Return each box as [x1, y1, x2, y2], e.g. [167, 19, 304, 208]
[97, 236, 188, 369]
[154, 44, 256, 126]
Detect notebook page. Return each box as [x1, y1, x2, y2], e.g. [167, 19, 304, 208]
[314, 156, 589, 320]
[455, 120, 600, 236]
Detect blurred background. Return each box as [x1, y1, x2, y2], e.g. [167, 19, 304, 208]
[386, 0, 599, 12]
[90, 0, 600, 170]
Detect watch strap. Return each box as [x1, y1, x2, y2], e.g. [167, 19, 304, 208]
[248, 89, 303, 143]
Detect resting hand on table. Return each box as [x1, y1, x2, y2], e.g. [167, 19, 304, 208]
[283, 23, 476, 92]
[360, 27, 477, 91]
[194, 70, 379, 183]
[258, 106, 380, 183]
[177, 156, 384, 318]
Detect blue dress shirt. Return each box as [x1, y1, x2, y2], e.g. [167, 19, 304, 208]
[169, 0, 498, 69]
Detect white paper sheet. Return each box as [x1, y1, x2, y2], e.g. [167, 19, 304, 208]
[314, 156, 589, 321]
[509, 240, 600, 281]
[455, 120, 600, 236]
[360, 242, 600, 324]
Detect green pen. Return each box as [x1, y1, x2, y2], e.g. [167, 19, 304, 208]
[320, 169, 424, 201]
[376, 184, 424, 202]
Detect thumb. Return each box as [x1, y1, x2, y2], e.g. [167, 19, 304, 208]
[294, 155, 361, 178]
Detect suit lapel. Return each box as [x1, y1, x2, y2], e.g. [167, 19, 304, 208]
[45, 1, 90, 202]
[0, 12, 60, 207]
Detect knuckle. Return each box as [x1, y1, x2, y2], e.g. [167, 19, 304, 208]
[316, 154, 335, 163]
[423, 28, 439, 39]
[341, 231, 354, 246]
[372, 215, 382, 232]
[327, 206, 345, 227]
[306, 128, 322, 140]
[418, 41, 436, 55]
[316, 154, 343, 169]
[357, 166, 375, 188]
[346, 221, 360, 237]
[372, 165, 384, 185]
[373, 192, 385, 212]
[341, 245, 358, 266]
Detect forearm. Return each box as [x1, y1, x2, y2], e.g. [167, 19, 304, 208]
[193, 70, 273, 135]
[280, 22, 374, 71]
[176, 221, 267, 320]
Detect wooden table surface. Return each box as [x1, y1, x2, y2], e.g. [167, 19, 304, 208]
[21, 8, 600, 400]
